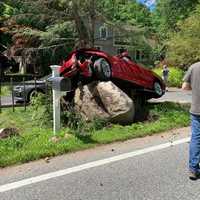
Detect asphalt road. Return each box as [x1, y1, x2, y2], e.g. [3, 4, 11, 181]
[150, 88, 192, 104]
[0, 96, 18, 106]
[1, 127, 199, 200]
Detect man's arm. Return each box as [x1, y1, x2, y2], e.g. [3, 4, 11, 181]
[182, 66, 192, 90]
[182, 82, 192, 90]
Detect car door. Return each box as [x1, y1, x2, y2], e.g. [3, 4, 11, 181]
[111, 56, 141, 84]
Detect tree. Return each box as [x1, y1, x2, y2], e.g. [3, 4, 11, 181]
[152, 0, 199, 38]
[0, 0, 155, 74]
[2, 0, 152, 47]
[166, 4, 200, 68]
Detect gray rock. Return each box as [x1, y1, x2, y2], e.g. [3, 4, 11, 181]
[74, 82, 110, 121]
[97, 81, 134, 124]
[74, 81, 134, 124]
[0, 128, 19, 139]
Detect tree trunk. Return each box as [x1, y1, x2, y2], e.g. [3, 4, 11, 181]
[89, 0, 95, 47]
[71, 1, 91, 48]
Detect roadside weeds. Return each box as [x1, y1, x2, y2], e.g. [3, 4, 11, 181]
[0, 102, 190, 167]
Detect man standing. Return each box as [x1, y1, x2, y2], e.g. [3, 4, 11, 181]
[162, 64, 169, 88]
[182, 62, 200, 180]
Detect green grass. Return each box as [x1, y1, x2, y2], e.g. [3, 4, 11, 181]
[1, 86, 11, 96]
[0, 102, 190, 167]
[153, 67, 184, 87]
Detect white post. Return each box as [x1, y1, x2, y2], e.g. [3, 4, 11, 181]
[50, 65, 61, 135]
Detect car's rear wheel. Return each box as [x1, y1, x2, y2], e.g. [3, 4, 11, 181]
[94, 58, 111, 81]
[154, 81, 163, 97]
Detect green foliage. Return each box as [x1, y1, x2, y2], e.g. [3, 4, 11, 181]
[62, 106, 109, 136]
[102, 0, 152, 28]
[30, 93, 52, 128]
[153, 67, 184, 87]
[0, 2, 14, 20]
[152, 0, 199, 38]
[0, 102, 190, 167]
[150, 0, 199, 63]
[166, 4, 200, 68]
[1, 86, 11, 96]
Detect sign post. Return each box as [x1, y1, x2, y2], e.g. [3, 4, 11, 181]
[50, 65, 61, 135]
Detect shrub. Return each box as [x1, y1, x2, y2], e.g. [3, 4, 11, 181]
[30, 93, 53, 128]
[153, 67, 184, 87]
[1, 86, 11, 96]
[62, 104, 109, 136]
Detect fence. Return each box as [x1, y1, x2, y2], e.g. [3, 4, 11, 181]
[0, 73, 51, 113]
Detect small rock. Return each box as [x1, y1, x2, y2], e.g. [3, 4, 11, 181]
[44, 157, 50, 163]
[64, 133, 72, 139]
[0, 128, 19, 139]
[111, 149, 115, 152]
[50, 136, 61, 143]
[100, 183, 103, 186]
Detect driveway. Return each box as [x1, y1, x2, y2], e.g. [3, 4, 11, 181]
[150, 87, 192, 104]
[0, 96, 19, 107]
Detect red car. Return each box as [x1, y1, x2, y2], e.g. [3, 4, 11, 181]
[60, 48, 165, 100]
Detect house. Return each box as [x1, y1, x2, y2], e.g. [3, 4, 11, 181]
[93, 21, 151, 64]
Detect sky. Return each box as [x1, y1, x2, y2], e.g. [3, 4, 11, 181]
[137, 0, 156, 10]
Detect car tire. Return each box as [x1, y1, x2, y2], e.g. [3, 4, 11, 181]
[94, 58, 111, 81]
[153, 81, 163, 97]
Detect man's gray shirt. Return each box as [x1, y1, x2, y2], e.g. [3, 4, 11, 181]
[183, 62, 200, 115]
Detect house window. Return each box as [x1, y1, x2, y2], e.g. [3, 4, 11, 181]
[136, 50, 141, 60]
[117, 47, 127, 55]
[135, 50, 145, 61]
[100, 25, 108, 40]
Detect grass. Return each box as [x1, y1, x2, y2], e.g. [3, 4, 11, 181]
[0, 102, 190, 167]
[1, 86, 11, 96]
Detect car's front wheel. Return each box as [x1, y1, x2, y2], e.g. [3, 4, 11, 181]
[153, 81, 163, 97]
[94, 58, 111, 81]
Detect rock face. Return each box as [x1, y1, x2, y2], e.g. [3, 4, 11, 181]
[0, 128, 19, 139]
[74, 81, 134, 124]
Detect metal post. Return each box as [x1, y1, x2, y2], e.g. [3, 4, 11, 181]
[11, 77, 15, 112]
[23, 77, 26, 111]
[50, 65, 61, 135]
[34, 76, 37, 92]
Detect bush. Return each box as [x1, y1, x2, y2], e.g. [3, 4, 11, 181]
[153, 67, 184, 87]
[62, 104, 109, 136]
[1, 86, 11, 96]
[30, 93, 52, 128]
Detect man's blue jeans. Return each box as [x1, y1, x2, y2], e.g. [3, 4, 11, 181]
[189, 114, 200, 173]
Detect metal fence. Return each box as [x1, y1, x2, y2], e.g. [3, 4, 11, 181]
[0, 74, 51, 113]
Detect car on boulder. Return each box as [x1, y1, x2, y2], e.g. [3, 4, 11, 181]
[60, 48, 165, 122]
[60, 48, 165, 99]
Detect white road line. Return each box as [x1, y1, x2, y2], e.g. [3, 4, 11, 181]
[0, 137, 190, 193]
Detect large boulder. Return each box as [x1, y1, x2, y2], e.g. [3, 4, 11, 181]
[74, 82, 110, 121]
[74, 81, 134, 124]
